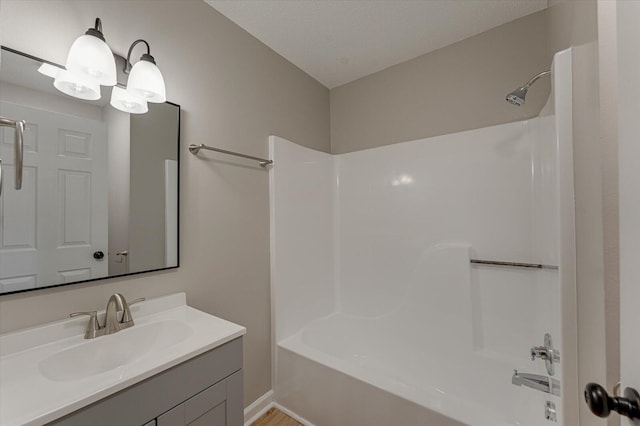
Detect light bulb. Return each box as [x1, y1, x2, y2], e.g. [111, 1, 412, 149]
[37, 63, 62, 78]
[110, 86, 148, 114]
[53, 69, 101, 100]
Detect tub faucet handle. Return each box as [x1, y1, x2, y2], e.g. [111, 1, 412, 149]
[530, 333, 560, 375]
[531, 346, 551, 361]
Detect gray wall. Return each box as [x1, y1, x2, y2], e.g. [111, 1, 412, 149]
[129, 103, 178, 273]
[0, 0, 330, 407]
[105, 106, 130, 276]
[329, 9, 550, 154]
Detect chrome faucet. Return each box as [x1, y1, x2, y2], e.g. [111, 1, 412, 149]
[70, 294, 145, 339]
[512, 370, 561, 396]
[104, 293, 137, 334]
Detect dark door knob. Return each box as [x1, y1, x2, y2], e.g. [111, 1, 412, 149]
[93, 251, 105, 260]
[585, 383, 640, 419]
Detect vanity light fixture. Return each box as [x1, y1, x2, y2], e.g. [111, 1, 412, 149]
[123, 39, 166, 103]
[45, 17, 166, 112]
[65, 18, 117, 86]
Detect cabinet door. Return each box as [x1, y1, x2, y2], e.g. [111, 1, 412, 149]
[188, 402, 225, 426]
[157, 404, 185, 426]
[157, 378, 228, 426]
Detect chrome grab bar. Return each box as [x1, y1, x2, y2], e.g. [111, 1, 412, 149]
[0, 116, 26, 192]
[189, 143, 273, 168]
[15, 120, 24, 189]
[470, 259, 558, 270]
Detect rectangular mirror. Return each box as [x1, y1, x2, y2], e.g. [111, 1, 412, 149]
[0, 46, 180, 295]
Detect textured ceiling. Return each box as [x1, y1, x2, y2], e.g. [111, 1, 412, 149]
[205, 0, 548, 89]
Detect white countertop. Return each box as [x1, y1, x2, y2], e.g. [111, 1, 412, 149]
[0, 293, 246, 426]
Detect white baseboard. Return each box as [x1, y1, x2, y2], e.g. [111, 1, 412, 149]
[244, 390, 274, 426]
[243, 390, 314, 426]
[273, 402, 315, 426]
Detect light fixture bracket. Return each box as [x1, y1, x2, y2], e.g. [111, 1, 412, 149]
[124, 39, 154, 74]
[85, 18, 105, 41]
[140, 53, 156, 65]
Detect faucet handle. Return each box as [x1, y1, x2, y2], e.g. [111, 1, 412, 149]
[70, 311, 103, 339]
[531, 346, 550, 361]
[70, 310, 98, 318]
[531, 333, 560, 375]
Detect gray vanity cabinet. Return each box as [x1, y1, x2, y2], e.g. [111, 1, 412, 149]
[50, 338, 243, 426]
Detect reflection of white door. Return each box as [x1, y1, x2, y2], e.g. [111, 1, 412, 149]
[617, 2, 639, 425]
[0, 102, 108, 292]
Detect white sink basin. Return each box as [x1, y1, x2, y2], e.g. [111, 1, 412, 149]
[39, 320, 194, 382]
[0, 293, 246, 426]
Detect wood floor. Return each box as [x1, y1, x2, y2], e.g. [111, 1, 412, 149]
[251, 407, 302, 426]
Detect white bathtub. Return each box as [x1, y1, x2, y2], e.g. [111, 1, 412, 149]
[278, 297, 560, 426]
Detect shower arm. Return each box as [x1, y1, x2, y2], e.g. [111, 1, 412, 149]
[523, 70, 551, 89]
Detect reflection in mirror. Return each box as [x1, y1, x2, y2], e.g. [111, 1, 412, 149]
[0, 46, 180, 295]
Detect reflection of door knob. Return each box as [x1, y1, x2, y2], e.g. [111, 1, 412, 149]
[93, 251, 105, 260]
[114, 250, 128, 263]
[584, 382, 640, 419]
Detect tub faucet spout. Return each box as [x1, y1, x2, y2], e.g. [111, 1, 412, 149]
[512, 370, 561, 396]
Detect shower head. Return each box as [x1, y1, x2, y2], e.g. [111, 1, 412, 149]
[505, 70, 551, 106]
[506, 86, 528, 106]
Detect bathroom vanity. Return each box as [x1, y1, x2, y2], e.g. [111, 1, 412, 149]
[0, 293, 246, 426]
[52, 339, 243, 426]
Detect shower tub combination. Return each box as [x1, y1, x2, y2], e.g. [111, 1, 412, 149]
[269, 49, 576, 425]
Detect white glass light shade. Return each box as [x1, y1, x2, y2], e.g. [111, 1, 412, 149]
[37, 63, 62, 78]
[53, 69, 101, 100]
[110, 86, 148, 114]
[66, 34, 117, 86]
[127, 60, 166, 103]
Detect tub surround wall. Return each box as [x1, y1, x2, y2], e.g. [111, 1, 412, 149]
[0, 0, 330, 407]
[271, 106, 568, 424]
[269, 137, 335, 342]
